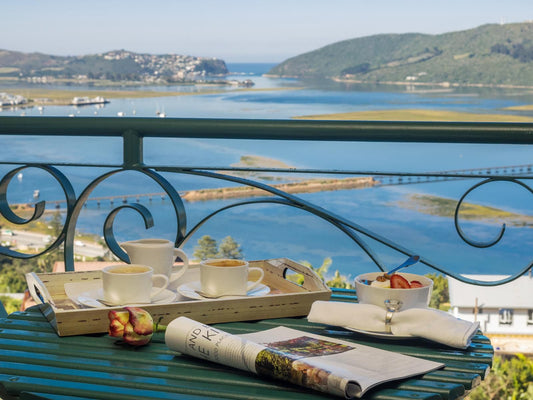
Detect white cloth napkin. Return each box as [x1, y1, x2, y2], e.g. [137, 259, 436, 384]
[308, 301, 480, 349]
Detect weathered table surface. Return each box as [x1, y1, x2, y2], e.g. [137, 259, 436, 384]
[0, 291, 493, 400]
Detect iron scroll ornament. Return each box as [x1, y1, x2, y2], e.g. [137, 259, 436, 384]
[103, 202, 155, 263]
[63, 167, 186, 271]
[0, 165, 76, 259]
[0, 165, 531, 286]
[454, 177, 533, 248]
[160, 167, 533, 287]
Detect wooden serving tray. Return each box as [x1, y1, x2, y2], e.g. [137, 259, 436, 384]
[25, 258, 331, 336]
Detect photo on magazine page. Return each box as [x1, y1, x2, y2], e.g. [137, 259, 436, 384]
[241, 326, 444, 399]
[255, 335, 357, 397]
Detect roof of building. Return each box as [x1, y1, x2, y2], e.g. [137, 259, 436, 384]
[447, 274, 533, 309]
[52, 261, 124, 273]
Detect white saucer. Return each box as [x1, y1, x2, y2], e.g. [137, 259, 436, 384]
[177, 281, 270, 300]
[344, 327, 413, 340]
[77, 287, 176, 308]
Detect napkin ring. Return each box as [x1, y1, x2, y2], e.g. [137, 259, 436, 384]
[384, 299, 402, 334]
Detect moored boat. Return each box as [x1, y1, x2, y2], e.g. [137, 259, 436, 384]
[71, 96, 110, 106]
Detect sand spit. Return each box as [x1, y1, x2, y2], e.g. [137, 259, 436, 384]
[182, 176, 378, 202]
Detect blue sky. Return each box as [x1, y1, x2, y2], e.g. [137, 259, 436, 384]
[1, 0, 531, 62]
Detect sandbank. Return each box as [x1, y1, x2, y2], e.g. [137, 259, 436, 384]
[293, 109, 533, 122]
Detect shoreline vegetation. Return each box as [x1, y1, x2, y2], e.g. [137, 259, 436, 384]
[263, 74, 533, 90]
[293, 109, 533, 122]
[330, 77, 533, 90]
[180, 155, 379, 201]
[148, 180, 533, 224]
[504, 104, 533, 111]
[2, 86, 531, 121]
[398, 194, 533, 228]
[182, 176, 378, 202]
[0, 86, 303, 108]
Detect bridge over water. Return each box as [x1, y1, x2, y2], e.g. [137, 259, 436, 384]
[377, 163, 532, 186]
[39, 163, 531, 208]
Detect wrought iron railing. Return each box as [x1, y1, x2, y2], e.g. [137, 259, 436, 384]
[0, 116, 532, 286]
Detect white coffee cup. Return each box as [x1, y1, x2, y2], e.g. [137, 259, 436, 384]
[102, 264, 169, 305]
[200, 259, 264, 297]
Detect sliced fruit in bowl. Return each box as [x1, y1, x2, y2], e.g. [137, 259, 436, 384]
[390, 274, 411, 289]
[354, 272, 433, 310]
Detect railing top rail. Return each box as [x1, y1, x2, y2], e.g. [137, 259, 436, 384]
[1, 116, 532, 144]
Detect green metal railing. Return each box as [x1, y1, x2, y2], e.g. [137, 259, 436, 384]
[0, 116, 532, 285]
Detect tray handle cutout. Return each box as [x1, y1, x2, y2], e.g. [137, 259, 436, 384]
[283, 266, 305, 287]
[263, 258, 331, 293]
[267, 258, 329, 292]
[25, 272, 55, 306]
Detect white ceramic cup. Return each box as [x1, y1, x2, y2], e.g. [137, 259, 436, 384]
[200, 259, 264, 297]
[354, 272, 433, 310]
[102, 264, 169, 305]
[120, 239, 189, 285]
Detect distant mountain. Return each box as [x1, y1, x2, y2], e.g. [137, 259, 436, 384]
[267, 23, 533, 87]
[0, 49, 228, 83]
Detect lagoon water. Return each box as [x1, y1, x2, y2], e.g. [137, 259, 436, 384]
[1, 63, 532, 280]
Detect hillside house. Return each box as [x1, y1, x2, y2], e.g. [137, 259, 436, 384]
[448, 273, 533, 335]
[448, 273, 533, 354]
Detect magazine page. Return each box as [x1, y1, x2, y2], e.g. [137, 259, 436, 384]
[240, 326, 444, 398]
[165, 317, 443, 399]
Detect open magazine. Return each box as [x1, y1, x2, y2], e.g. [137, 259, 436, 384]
[165, 317, 444, 398]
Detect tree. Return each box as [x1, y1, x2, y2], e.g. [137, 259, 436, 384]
[300, 257, 332, 280]
[426, 273, 449, 310]
[292, 257, 352, 287]
[491, 43, 510, 55]
[327, 270, 355, 289]
[341, 63, 371, 75]
[216, 236, 243, 259]
[0, 255, 42, 293]
[193, 235, 243, 261]
[192, 235, 218, 261]
[49, 211, 63, 237]
[36, 249, 62, 274]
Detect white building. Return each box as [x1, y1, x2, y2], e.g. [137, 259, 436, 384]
[448, 274, 533, 335]
[448, 273, 533, 354]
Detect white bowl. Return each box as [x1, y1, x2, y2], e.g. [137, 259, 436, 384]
[354, 272, 433, 310]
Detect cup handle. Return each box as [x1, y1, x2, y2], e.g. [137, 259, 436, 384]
[169, 248, 189, 284]
[150, 274, 169, 300]
[246, 267, 265, 292]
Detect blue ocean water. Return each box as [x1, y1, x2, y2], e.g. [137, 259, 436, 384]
[3, 62, 533, 120]
[0, 63, 531, 279]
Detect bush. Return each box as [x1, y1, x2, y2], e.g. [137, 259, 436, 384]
[469, 354, 533, 399]
[1, 295, 22, 314]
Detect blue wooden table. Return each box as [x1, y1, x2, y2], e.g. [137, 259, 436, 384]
[0, 293, 493, 400]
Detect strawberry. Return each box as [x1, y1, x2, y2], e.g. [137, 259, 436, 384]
[410, 280, 424, 288]
[390, 274, 411, 289]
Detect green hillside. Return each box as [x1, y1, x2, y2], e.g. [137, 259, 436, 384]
[0, 49, 228, 83]
[268, 23, 533, 87]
